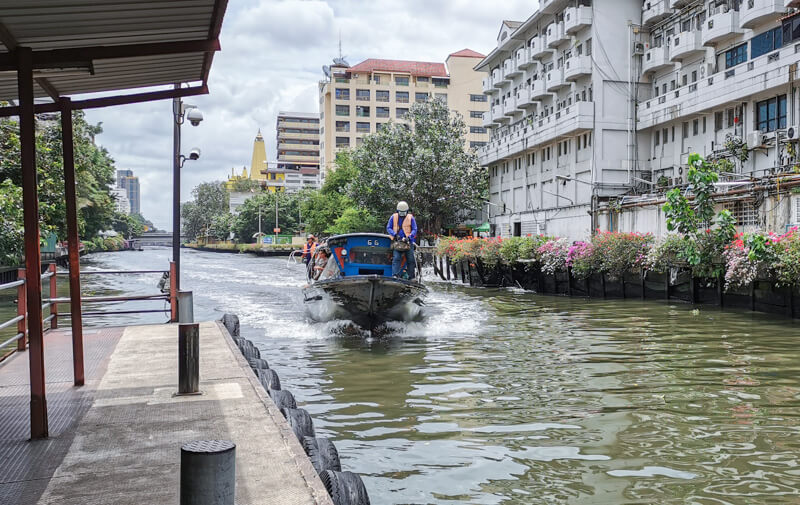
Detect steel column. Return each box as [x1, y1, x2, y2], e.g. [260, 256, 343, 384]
[16, 268, 26, 351]
[170, 261, 178, 322]
[18, 46, 48, 439]
[172, 86, 181, 292]
[48, 263, 57, 329]
[60, 98, 84, 386]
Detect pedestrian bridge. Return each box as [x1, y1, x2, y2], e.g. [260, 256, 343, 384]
[130, 233, 186, 247]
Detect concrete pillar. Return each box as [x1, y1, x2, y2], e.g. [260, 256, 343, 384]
[180, 440, 235, 505]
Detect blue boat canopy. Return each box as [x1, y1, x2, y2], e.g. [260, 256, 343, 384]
[325, 233, 393, 277]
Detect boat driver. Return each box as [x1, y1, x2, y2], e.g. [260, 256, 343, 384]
[386, 201, 417, 280]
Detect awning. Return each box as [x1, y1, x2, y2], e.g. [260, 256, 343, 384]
[474, 222, 491, 232]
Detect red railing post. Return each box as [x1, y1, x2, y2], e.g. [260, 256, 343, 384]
[48, 263, 57, 329]
[17, 268, 27, 351]
[170, 261, 178, 322]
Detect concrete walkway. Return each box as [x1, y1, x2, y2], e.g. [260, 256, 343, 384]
[0, 322, 332, 505]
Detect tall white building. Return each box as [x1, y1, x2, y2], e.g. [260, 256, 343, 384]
[478, 0, 800, 239]
[110, 186, 130, 215]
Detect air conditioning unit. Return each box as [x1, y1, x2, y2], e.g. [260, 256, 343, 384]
[747, 131, 762, 148]
[763, 131, 777, 143]
[787, 126, 800, 140]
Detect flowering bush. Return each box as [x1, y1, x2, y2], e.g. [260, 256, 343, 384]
[644, 235, 687, 273]
[774, 228, 800, 286]
[537, 238, 570, 274]
[436, 236, 457, 257]
[478, 237, 503, 268]
[498, 236, 526, 264]
[566, 241, 594, 279]
[449, 238, 482, 263]
[723, 245, 759, 289]
[592, 231, 652, 279]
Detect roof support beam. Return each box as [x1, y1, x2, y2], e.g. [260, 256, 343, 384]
[0, 39, 220, 71]
[0, 84, 208, 117]
[0, 21, 60, 100]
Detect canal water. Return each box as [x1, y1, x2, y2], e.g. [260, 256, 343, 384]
[8, 248, 800, 504]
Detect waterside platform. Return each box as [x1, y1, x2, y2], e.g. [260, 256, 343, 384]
[0, 322, 332, 505]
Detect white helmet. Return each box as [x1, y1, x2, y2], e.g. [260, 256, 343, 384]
[397, 201, 409, 215]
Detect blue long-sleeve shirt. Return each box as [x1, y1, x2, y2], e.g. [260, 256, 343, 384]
[386, 214, 417, 243]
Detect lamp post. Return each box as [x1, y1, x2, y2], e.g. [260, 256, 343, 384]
[172, 87, 203, 290]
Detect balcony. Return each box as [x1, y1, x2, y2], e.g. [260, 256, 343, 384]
[506, 56, 522, 78]
[492, 104, 508, 123]
[517, 47, 534, 70]
[546, 68, 567, 91]
[278, 120, 319, 130]
[492, 68, 504, 88]
[642, 0, 673, 26]
[516, 87, 535, 109]
[531, 79, 549, 99]
[564, 6, 592, 34]
[530, 36, 550, 59]
[670, 31, 704, 62]
[786, 0, 800, 8]
[547, 22, 567, 48]
[278, 132, 318, 141]
[503, 96, 518, 116]
[564, 55, 592, 81]
[740, 0, 787, 29]
[641, 45, 672, 74]
[483, 76, 495, 94]
[669, 0, 690, 7]
[482, 110, 494, 128]
[703, 7, 742, 46]
[278, 143, 318, 151]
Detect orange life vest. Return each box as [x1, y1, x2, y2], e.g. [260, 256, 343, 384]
[392, 213, 414, 237]
[302, 242, 316, 257]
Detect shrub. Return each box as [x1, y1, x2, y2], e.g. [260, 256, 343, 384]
[436, 236, 457, 257]
[566, 241, 594, 279]
[478, 237, 503, 267]
[498, 236, 525, 264]
[594, 231, 652, 279]
[774, 228, 800, 286]
[644, 234, 687, 273]
[537, 238, 570, 274]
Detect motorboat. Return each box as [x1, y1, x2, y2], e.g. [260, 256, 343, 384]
[302, 233, 427, 330]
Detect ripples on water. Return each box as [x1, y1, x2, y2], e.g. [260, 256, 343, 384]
[81, 249, 800, 504]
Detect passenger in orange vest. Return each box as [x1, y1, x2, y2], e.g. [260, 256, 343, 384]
[386, 201, 417, 279]
[302, 235, 317, 265]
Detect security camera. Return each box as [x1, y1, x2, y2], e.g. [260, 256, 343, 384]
[186, 108, 203, 126]
[189, 148, 201, 160]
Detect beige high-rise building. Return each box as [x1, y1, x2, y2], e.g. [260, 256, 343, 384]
[318, 49, 489, 177]
[276, 111, 321, 191]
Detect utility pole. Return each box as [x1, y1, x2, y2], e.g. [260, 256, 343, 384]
[258, 206, 262, 243]
[275, 192, 279, 243]
[172, 87, 181, 290]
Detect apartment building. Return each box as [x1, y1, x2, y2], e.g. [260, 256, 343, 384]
[478, 0, 642, 239]
[318, 50, 490, 177]
[276, 111, 321, 191]
[479, 0, 800, 239]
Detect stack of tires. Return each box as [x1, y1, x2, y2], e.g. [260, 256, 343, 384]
[221, 314, 370, 505]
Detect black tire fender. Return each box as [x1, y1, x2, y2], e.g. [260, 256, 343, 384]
[268, 389, 296, 410]
[248, 357, 269, 370]
[281, 407, 315, 441]
[221, 313, 240, 337]
[302, 436, 342, 474]
[259, 369, 281, 390]
[319, 470, 370, 505]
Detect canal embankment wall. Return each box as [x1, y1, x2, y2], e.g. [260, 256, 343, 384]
[185, 243, 293, 256]
[433, 255, 800, 321]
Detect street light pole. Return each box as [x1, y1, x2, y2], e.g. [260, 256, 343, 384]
[172, 86, 181, 290]
[258, 206, 262, 242]
[275, 193, 279, 242]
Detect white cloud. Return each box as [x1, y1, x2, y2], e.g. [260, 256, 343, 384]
[84, 0, 535, 229]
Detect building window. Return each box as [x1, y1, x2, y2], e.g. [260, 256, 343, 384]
[470, 141, 486, 149]
[396, 91, 409, 103]
[654, 130, 660, 146]
[433, 78, 449, 88]
[470, 126, 487, 134]
[356, 122, 370, 133]
[470, 94, 488, 102]
[726, 107, 735, 128]
[376, 107, 390, 118]
[356, 137, 364, 146]
[470, 110, 484, 118]
[662, 128, 668, 144]
[417, 76, 430, 83]
[415, 92, 429, 103]
[752, 27, 782, 59]
[756, 95, 787, 132]
[715, 111, 723, 131]
[356, 89, 370, 101]
[724, 43, 747, 69]
[335, 105, 349, 116]
[335, 137, 350, 148]
[372, 75, 381, 84]
[702, 116, 707, 133]
[782, 16, 800, 46]
[395, 76, 409, 86]
[376, 90, 389, 102]
[396, 107, 408, 119]
[682, 122, 688, 139]
[434, 93, 447, 103]
[693, 119, 699, 136]
[723, 200, 758, 226]
[335, 88, 350, 100]
[356, 106, 370, 118]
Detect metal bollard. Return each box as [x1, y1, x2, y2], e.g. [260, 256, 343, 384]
[178, 290, 194, 323]
[178, 323, 200, 395]
[180, 440, 236, 505]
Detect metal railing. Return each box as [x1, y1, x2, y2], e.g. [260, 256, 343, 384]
[1, 263, 177, 363]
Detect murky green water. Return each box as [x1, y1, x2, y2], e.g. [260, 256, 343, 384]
[6, 249, 800, 504]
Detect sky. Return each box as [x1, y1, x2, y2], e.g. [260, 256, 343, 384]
[85, 0, 535, 230]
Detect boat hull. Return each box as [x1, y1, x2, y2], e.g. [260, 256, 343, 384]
[303, 275, 427, 328]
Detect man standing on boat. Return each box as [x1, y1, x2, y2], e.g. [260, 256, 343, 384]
[302, 234, 317, 266]
[387, 201, 417, 280]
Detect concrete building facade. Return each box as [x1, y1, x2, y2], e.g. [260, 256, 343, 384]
[478, 0, 800, 239]
[110, 187, 130, 214]
[276, 111, 321, 190]
[116, 169, 140, 216]
[318, 50, 490, 178]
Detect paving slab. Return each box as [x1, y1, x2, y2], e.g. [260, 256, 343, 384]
[0, 322, 333, 505]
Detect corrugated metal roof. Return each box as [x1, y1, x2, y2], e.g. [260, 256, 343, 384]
[0, 0, 226, 101]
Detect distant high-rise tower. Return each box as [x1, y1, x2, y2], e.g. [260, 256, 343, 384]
[249, 130, 267, 180]
[116, 169, 133, 187]
[125, 176, 140, 215]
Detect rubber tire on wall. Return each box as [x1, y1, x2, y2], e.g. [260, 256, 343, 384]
[248, 357, 269, 370]
[302, 436, 341, 474]
[259, 369, 281, 391]
[281, 408, 315, 441]
[320, 470, 370, 505]
[269, 389, 296, 410]
[221, 313, 240, 337]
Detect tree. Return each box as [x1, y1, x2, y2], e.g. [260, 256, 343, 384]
[326, 207, 382, 235]
[181, 181, 229, 239]
[0, 179, 24, 265]
[348, 98, 487, 235]
[232, 191, 301, 242]
[229, 177, 261, 192]
[111, 212, 144, 238]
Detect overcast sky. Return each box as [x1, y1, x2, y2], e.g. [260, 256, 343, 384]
[85, 0, 535, 230]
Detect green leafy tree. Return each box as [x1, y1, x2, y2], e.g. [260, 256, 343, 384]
[326, 207, 382, 235]
[348, 98, 487, 234]
[111, 212, 145, 238]
[0, 179, 24, 265]
[230, 177, 262, 192]
[181, 181, 229, 239]
[232, 191, 301, 242]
